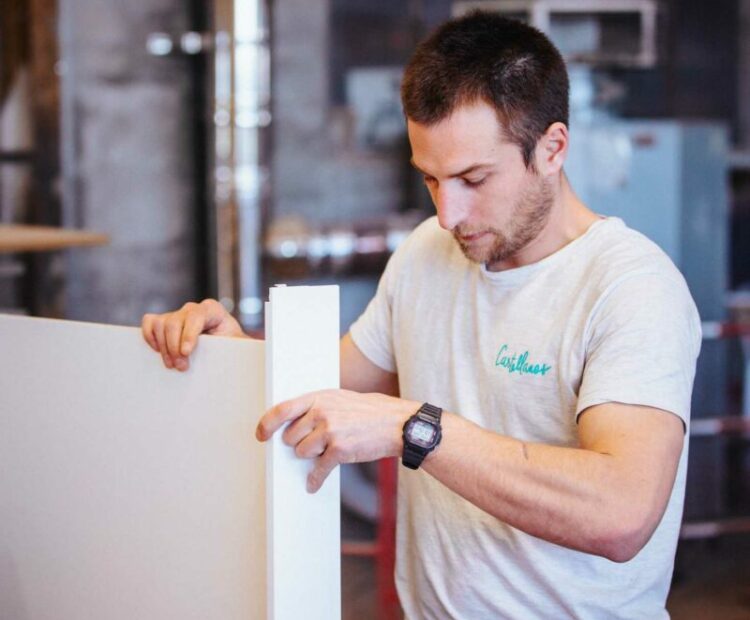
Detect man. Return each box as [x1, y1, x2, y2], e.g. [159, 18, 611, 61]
[142, 12, 701, 619]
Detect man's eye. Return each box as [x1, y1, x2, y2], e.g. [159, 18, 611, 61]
[463, 177, 486, 187]
[423, 175, 437, 185]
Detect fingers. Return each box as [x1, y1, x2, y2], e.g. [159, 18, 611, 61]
[282, 411, 318, 447]
[256, 394, 316, 441]
[181, 309, 207, 356]
[307, 449, 340, 493]
[151, 316, 174, 369]
[282, 421, 342, 493]
[293, 426, 327, 459]
[141, 298, 247, 372]
[256, 390, 348, 493]
[140, 300, 215, 371]
[164, 314, 186, 360]
[141, 314, 159, 352]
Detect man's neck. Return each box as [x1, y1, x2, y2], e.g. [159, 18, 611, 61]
[488, 173, 599, 271]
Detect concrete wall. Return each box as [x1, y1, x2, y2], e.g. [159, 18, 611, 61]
[59, 0, 198, 325]
[272, 0, 410, 225]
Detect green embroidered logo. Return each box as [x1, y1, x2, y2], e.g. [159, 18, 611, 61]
[494, 344, 552, 376]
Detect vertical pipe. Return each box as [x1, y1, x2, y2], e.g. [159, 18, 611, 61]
[234, 0, 272, 329]
[212, 0, 272, 329]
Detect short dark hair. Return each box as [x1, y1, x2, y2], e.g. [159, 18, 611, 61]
[401, 11, 569, 168]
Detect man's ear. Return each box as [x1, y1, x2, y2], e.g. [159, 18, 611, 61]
[533, 122, 568, 176]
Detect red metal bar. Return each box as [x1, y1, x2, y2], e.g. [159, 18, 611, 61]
[340, 458, 400, 619]
[691, 416, 750, 437]
[376, 458, 399, 620]
[701, 321, 750, 339]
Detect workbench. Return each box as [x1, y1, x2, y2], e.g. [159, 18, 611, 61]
[0, 223, 109, 253]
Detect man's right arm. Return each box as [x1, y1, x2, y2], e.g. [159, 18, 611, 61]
[141, 299, 399, 396]
[339, 333, 399, 396]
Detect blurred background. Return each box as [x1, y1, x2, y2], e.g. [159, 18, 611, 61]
[1, 0, 749, 617]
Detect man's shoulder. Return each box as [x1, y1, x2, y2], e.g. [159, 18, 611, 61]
[574, 219, 699, 341]
[582, 218, 687, 291]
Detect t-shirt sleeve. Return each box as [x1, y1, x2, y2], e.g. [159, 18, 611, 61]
[576, 272, 702, 426]
[348, 250, 401, 374]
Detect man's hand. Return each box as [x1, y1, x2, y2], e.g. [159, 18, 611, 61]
[141, 299, 247, 371]
[256, 389, 418, 492]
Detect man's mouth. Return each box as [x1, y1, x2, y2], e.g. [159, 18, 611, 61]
[456, 231, 488, 243]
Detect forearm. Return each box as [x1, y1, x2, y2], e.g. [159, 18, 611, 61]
[259, 386, 680, 559]
[340, 334, 400, 395]
[420, 412, 654, 562]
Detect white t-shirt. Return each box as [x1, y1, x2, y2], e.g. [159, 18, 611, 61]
[349, 216, 701, 619]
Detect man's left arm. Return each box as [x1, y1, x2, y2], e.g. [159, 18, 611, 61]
[256, 386, 683, 563]
[421, 401, 684, 563]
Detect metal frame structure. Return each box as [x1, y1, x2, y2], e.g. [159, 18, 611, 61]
[452, 0, 658, 67]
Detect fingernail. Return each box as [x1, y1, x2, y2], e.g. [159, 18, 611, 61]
[306, 478, 314, 493]
[181, 343, 191, 356]
[255, 426, 263, 441]
[175, 358, 187, 371]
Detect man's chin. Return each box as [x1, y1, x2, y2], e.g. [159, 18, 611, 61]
[456, 240, 494, 265]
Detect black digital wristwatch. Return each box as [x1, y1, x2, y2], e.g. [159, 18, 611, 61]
[401, 403, 443, 470]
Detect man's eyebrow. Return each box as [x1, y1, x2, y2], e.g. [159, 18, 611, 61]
[409, 159, 493, 178]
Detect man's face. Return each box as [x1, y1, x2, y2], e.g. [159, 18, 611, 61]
[407, 100, 553, 270]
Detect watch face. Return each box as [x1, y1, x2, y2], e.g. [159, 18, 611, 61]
[408, 419, 437, 448]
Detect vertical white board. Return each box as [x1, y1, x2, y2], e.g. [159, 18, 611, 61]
[265, 285, 341, 620]
[0, 316, 267, 620]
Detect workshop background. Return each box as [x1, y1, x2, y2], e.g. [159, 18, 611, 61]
[1, 0, 749, 618]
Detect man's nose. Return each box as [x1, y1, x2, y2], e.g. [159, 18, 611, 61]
[434, 187, 466, 231]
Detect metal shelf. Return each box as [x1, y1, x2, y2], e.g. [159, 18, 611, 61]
[0, 151, 34, 165]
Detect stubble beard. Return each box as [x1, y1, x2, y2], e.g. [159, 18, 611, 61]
[453, 176, 554, 267]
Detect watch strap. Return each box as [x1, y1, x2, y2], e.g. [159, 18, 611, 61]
[416, 402, 442, 423]
[402, 445, 425, 470]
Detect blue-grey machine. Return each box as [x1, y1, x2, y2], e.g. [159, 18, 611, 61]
[566, 114, 729, 409]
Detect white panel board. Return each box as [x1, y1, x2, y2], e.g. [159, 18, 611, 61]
[265, 285, 341, 620]
[0, 316, 267, 620]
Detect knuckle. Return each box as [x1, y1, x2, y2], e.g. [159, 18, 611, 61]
[329, 442, 344, 461]
[282, 430, 295, 447]
[164, 316, 182, 332]
[199, 298, 220, 313]
[312, 408, 329, 429]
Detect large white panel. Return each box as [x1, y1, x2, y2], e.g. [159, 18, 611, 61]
[265, 285, 341, 620]
[0, 316, 267, 620]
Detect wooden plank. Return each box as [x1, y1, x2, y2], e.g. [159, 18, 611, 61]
[0, 315, 267, 619]
[265, 285, 341, 620]
[0, 223, 109, 252]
